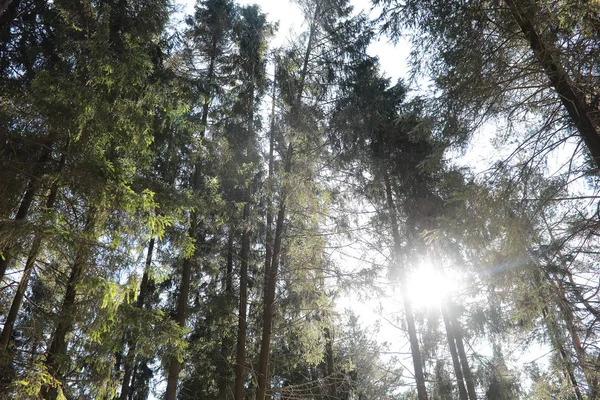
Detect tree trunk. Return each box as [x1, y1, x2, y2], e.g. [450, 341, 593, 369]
[234, 204, 250, 400]
[255, 10, 317, 398]
[262, 57, 277, 322]
[0, 141, 56, 282]
[441, 305, 468, 400]
[234, 59, 256, 399]
[324, 326, 337, 400]
[119, 237, 155, 400]
[255, 161, 289, 400]
[40, 211, 97, 399]
[226, 228, 234, 293]
[505, 0, 600, 172]
[534, 265, 583, 400]
[0, 177, 60, 351]
[539, 214, 596, 398]
[552, 277, 598, 398]
[217, 228, 235, 398]
[447, 303, 477, 400]
[383, 170, 428, 400]
[165, 253, 192, 400]
[542, 305, 583, 400]
[0, 182, 38, 281]
[164, 36, 215, 400]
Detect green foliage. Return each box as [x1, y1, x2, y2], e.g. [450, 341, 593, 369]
[479, 345, 521, 400]
[3, 0, 598, 399]
[11, 363, 67, 400]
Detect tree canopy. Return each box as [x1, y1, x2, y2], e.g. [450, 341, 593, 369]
[1, 0, 600, 399]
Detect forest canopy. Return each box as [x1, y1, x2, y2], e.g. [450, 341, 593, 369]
[1, 0, 600, 399]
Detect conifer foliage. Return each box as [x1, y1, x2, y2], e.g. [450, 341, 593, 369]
[1, 0, 600, 399]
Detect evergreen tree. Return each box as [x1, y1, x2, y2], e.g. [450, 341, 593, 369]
[163, 1, 235, 397]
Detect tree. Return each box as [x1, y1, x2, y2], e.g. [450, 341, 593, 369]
[254, 1, 375, 398]
[375, 1, 600, 397]
[228, 6, 273, 400]
[374, 0, 600, 171]
[329, 58, 441, 400]
[480, 345, 520, 400]
[163, 1, 235, 398]
[0, 0, 171, 396]
[7, 1, 600, 399]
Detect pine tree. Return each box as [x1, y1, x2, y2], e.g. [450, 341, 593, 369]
[164, 1, 235, 397]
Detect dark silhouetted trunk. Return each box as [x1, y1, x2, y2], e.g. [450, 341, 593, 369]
[119, 237, 155, 400]
[226, 228, 234, 293]
[324, 326, 337, 399]
[542, 304, 583, 400]
[217, 228, 235, 398]
[164, 37, 215, 400]
[0, 140, 57, 282]
[442, 305, 468, 400]
[0, 174, 60, 351]
[234, 60, 256, 399]
[0, 182, 37, 281]
[40, 211, 97, 399]
[451, 310, 477, 400]
[234, 204, 250, 400]
[383, 170, 428, 400]
[165, 254, 192, 400]
[256, 14, 316, 398]
[255, 171, 288, 400]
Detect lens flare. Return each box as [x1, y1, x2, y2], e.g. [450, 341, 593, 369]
[406, 263, 456, 309]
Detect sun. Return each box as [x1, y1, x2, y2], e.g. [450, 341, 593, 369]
[406, 263, 456, 309]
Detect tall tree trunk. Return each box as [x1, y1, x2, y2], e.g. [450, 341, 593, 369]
[538, 215, 592, 398]
[541, 305, 583, 400]
[0, 141, 56, 282]
[217, 228, 235, 398]
[324, 326, 337, 400]
[262, 57, 277, 323]
[254, 60, 276, 400]
[40, 210, 97, 399]
[234, 71, 255, 400]
[164, 37, 215, 400]
[383, 170, 428, 400]
[165, 253, 193, 400]
[255, 169, 289, 400]
[234, 204, 250, 400]
[450, 308, 477, 400]
[128, 360, 140, 400]
[540, 214, 597, 397]
[0, 181, 38, 281]
[505, 0, 600, 172]
[441, 305, 468, 400]
[226, 227, 234, 293]
[0, 175, 60, 351]
[532, 266, 583, 400]
[552, 277, 598, 398]
[119, 237, 155, 400]
[255, 11, 317, 398]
